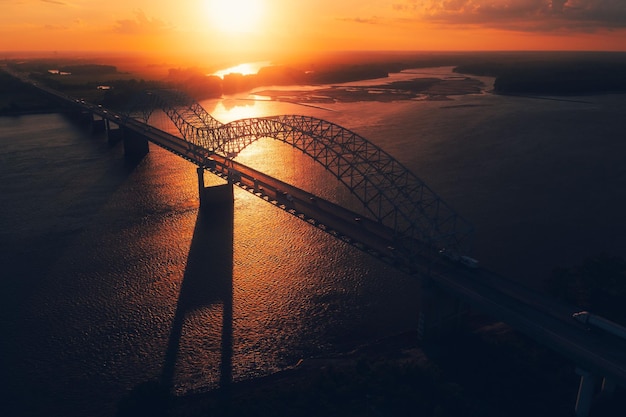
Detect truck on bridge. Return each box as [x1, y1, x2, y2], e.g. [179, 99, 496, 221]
[573, 311, 626, 341]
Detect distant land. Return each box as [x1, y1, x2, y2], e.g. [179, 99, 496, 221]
[3, 51, 626, 115]
[453, 51, 626, 95]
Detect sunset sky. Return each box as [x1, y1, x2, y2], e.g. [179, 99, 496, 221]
[2, 1, 626, 59]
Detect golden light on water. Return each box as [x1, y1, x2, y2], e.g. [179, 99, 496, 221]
[206, 99, 265, 123]
[211, 62, 271, 79]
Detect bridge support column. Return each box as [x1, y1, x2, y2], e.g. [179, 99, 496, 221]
[105, 119, 122, 144]
[600, 377, 616, 396]
[91, 116, 105, 133]
[76, 110, 92, 125]
[417, 279, 467, 340]
[122, 127, 149, 162]
[575, 368, 597, 417]
[197, 167, 233, 213]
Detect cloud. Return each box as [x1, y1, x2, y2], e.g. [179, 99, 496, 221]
[41, 0, 66, 5]
[392, 0, 626, 31]
[551, 0, 567, 12]
[113, 10, 171, 35]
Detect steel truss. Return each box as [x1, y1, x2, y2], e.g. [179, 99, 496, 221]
[215, 115, 473, 255]
[129, 90, 474, 257]
[124, 90, 224, 150]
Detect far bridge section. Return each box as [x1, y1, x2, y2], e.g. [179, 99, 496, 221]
[6, 71, 626, 417]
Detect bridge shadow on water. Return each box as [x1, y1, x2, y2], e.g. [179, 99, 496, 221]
[116, 203, 234, 417]
[161, 202, 234, 391]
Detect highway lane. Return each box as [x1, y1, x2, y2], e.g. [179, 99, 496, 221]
[430, 262, 626, 386]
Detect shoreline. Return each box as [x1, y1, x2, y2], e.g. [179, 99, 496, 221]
[154, 317, 589, 417]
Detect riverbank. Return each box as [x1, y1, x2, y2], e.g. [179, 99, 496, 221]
[116, 315, 624, 417]
[253, 75, 485, 105]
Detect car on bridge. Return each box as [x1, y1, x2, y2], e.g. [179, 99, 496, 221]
[573, 311, 626, 340]
[439, 249, 479, 269]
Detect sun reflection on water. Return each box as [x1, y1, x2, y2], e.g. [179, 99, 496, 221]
[206, 99, 262, 123]
[211, 61, 271, 79]
[201, 96, 307, 124]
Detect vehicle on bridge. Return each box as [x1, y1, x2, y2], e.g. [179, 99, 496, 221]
[573, 311, 626, 340]
[439, 248, 479, 269]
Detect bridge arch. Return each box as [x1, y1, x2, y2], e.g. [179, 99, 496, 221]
[211, 115, 473, 255]
[133, 90, 473, 257]
[124, 89, 224, 150]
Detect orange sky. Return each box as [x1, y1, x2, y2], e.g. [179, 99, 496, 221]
[2, 1, 626, 59]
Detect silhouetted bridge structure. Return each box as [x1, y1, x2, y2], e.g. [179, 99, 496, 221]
[7, 68, 626, 416]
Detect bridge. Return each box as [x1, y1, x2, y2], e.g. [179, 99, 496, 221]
[5, 67, 626, 416]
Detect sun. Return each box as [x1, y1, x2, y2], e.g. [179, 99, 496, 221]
[207, 0, 264, 34]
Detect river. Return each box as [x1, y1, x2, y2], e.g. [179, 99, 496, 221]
[1, 67, 625, 416]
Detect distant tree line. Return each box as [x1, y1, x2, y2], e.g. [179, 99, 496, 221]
[455, 52, 626, 95]
[100, 79, 166, 111]
[57, 64, 117, 75]
[8, 61, 116, 75]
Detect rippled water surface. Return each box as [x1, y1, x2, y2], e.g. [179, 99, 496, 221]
[2, 68, 626, 416]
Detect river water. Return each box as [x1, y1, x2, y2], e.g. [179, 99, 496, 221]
[1, 68, 626, 417]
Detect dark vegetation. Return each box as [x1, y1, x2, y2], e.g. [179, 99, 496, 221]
[454, 51, 626, 95]
[2, 60, 166, 111]
[288, 51, 626, 96]
[100, 79, 165, 110]
[0, 69, 59, 114]
[57, 64, 117, 75]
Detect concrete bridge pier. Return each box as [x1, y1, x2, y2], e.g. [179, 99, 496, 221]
[197, 167, 234, 213]
[91, 116, 105, 133]
[574, 368, 618, 417]
[74, 109, 93, 125]
[417, 279, 467, 340]
[122, 127, 150, 162]
[105, 118, 123, 144]
[600, 377, 616, 397]
[575, 368, 598, 417]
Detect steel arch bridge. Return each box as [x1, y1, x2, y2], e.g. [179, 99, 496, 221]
[127, 90, 474, 258]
